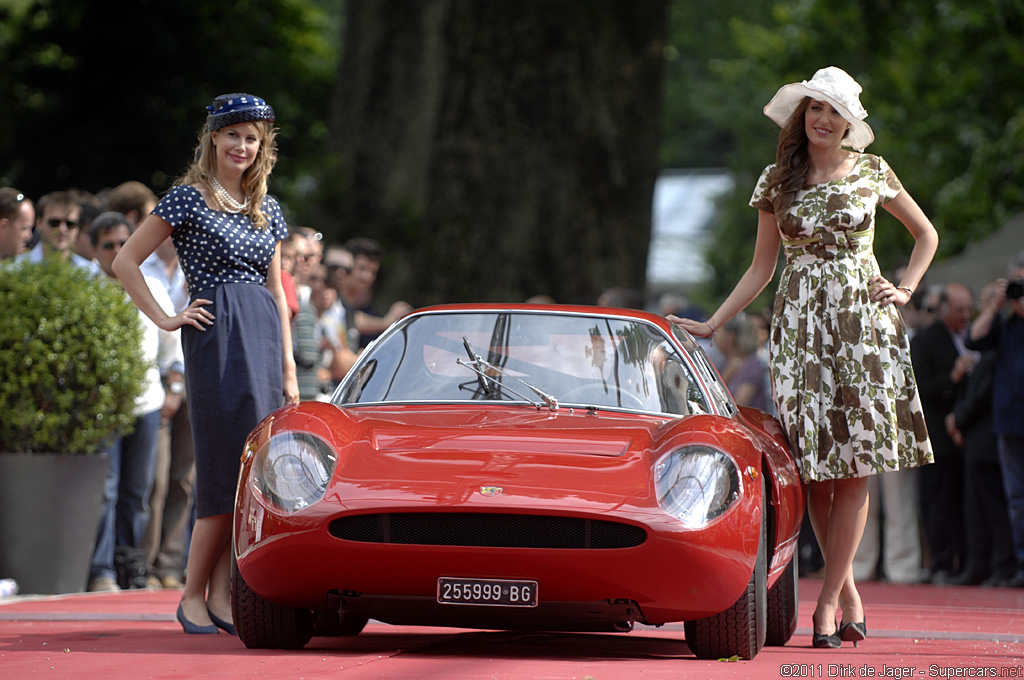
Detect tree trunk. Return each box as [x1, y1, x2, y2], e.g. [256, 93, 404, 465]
[331, 0, 666, 306]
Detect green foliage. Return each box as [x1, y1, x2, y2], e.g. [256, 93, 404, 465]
[660, 0, 774, 168]
[0, 0, 341, 230]
[0, 257, 147, 454]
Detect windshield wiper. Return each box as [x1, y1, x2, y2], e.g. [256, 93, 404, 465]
[461, 336, 494, 398]
[457, 337, 559, 411]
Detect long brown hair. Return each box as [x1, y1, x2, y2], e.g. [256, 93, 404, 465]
[177, 120, 278, 230]
[764, 97, 812, 217]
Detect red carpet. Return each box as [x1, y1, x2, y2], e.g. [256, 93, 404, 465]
[1, 580, 1021, 679]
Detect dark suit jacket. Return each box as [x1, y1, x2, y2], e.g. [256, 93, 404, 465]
[953, 351, 997, 464]
[910, 319, 964, 460]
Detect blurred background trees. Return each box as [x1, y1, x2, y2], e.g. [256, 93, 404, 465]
[329, 1, 666, 305]
[0, 0, 340, 215]
[666, 0, 1024, 310]
[1, 0, 1021, 307]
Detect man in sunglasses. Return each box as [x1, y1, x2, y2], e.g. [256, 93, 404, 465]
[16, 190, 100, 275]
[0, 187, 35, 260]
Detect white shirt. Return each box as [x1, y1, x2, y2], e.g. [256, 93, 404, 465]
[18, 243, 102, 276]
[134, 276, 184, 415]
[140, 250, 189, 314]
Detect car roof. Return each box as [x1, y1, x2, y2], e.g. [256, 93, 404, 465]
[411, 303, 672, 329]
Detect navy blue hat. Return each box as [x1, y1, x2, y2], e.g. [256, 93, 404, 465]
[205, 93, 275, 132]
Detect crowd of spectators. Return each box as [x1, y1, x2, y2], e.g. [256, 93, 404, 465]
[853, 264, 1024, 589]
[2, 183, 1021, 593]
[0, 183, 411, 594]
[279, 230, 412, 401]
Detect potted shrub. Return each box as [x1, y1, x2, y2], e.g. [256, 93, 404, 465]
[0, 256, 147, 594]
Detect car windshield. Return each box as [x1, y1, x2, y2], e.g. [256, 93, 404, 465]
[336, 311, 711, 416]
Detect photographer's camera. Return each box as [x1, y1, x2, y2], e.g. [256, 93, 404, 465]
[1007, 278, 1024, 300]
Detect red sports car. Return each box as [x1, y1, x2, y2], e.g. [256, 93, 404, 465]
[232, 304, 804, 659]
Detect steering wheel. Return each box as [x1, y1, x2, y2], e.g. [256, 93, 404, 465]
[560, 383, 646, 409]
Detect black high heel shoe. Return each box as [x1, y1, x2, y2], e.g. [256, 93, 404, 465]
[176, 603, 218, 635]
[812, 619, 841, 649]
[839, 620, 867, 647]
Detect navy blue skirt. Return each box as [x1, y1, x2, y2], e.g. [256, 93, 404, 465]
[182, 284, 283, 517]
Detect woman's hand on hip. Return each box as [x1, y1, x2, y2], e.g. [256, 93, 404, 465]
[868, 276, 910, 307]
[161, 298, 214, 332]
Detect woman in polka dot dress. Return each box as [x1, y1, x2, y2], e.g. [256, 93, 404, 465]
[114, 93, 299, 635]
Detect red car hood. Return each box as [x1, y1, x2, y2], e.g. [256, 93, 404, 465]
[321, 404, 690, 517]
[370, 408, 649, 457]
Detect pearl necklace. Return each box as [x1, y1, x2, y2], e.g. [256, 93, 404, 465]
[210, 177, 249, 214]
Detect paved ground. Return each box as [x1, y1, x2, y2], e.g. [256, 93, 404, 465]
[0, 579, 1021, 679]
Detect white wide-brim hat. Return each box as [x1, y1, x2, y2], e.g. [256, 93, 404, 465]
[763, 66, 874, 151]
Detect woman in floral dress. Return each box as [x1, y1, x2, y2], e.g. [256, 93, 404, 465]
[671, 67, 937, 648]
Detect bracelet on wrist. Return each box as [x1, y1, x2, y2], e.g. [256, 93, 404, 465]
[896, 286, 914, 297]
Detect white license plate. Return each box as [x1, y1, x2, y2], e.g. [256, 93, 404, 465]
[437, 577, 538, 607]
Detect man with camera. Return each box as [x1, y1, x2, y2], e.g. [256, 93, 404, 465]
[968, 251, 1024, 588]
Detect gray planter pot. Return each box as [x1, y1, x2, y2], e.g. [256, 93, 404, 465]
[0, 453, 110, 595]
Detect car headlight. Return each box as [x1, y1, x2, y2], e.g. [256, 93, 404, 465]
[655, 445, 740, 528]
[251, 432, 336, 513]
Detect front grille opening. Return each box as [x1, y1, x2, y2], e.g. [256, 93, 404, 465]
[329, 513, 646, 549]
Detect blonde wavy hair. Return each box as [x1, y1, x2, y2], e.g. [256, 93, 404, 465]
[177, 119, 278, 230]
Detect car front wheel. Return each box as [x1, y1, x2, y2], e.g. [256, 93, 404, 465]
[684, 478, 767, 660]
[232, 556, 314, 649]
[765, 555, 798, 646]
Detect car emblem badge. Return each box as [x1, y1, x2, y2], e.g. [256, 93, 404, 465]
[480, 486, 503, 497]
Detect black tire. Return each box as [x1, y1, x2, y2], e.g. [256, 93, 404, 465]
[765, 556, 798, 646]
[684, 478, 767, 660]
[232, 557, 315, 650]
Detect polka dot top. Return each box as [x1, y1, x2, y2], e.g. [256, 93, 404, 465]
[153, 185, 289, 298]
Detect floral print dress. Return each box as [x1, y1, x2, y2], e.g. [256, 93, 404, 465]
[749, 154, 933, 483]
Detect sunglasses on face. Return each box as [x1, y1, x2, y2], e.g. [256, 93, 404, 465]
[47, 217, 79, 230]
[99, 240, 128, 251]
